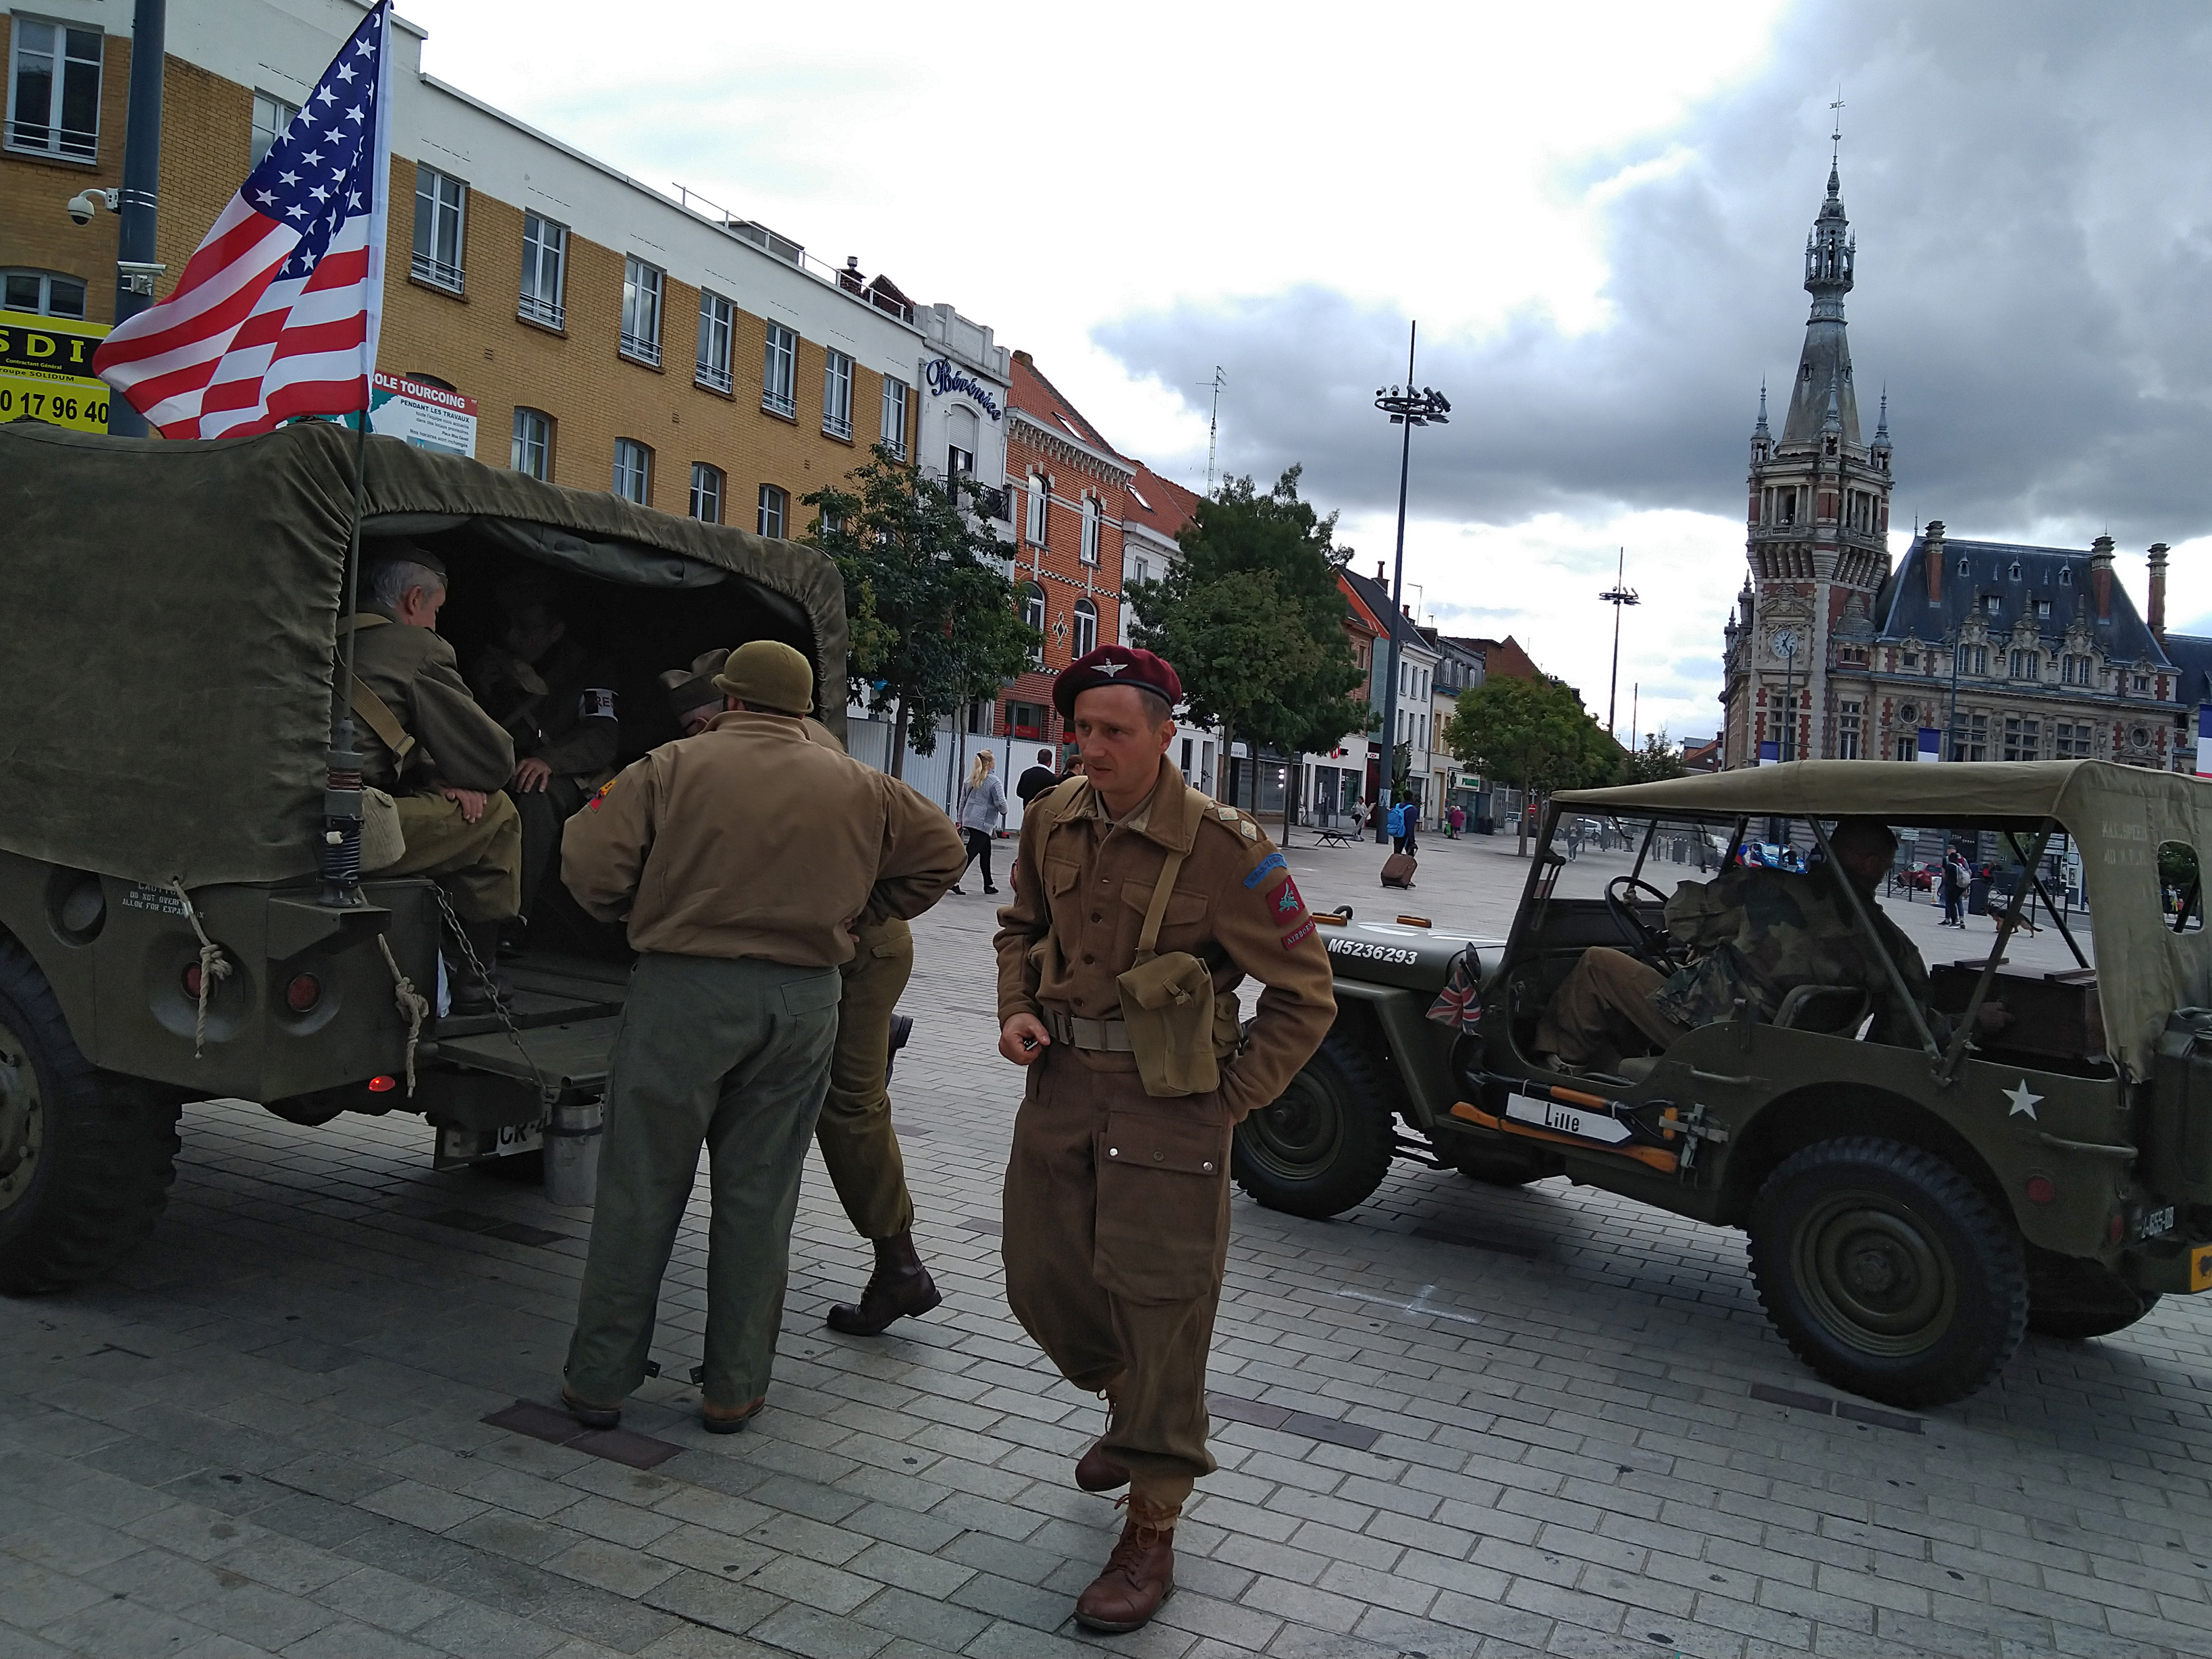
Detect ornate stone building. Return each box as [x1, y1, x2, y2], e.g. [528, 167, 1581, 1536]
[1719, 157, 2203, 771]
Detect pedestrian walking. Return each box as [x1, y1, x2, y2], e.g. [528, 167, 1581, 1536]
[994, 645, 1335, 1633]
[952, 751, 1006, 895]
[556, 641, 964, 1434]
[1447, 804, 1464, 838]
[1939, 847, 1968, 927]
[1388, 800, 1418, 855]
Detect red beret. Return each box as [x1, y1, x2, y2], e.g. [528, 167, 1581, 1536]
[1054, 645, 1183, 718]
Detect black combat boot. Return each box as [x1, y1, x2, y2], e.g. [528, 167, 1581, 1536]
[825, 1230, 943, 1335]
[449, 919, 512, 1015]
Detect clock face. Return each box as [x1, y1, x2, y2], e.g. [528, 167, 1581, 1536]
[1772, 628, 1801, 659]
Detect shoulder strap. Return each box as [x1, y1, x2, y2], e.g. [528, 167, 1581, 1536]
[349, 678, 416, 765]
[1135, 846, 1188, 960]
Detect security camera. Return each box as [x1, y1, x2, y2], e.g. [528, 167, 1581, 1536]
[65, 189, 115, 225]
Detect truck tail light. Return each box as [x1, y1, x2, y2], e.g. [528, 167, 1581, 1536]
[2025, 1175, 2055, 1205]
[284, 973, 322, 1013]
[368, 1075, 398, 1094]
[182, 964, 202, 999]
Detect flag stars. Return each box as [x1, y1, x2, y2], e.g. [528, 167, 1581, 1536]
[315, 86, 337, 106]
[278, 169, 300, 186]
[309, 186, 329, 202]
[254, 189, 277, 205]
[284, 204, 308, 220]
[346, 105, 365, 123]
[337, 62, 356, 82]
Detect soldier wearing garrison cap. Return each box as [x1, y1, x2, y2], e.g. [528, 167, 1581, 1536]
[558, 639, 965, 1435]
[993, 643, 1336, 1633]
[344, 543, 521, 1012]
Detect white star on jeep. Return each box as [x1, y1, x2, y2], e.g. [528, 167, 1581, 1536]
[2004, 1079, 2043, 1119]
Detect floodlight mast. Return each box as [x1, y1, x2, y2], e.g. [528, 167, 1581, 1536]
[1372, 323, 1451, 843]
[1599, 546, 1639, 740]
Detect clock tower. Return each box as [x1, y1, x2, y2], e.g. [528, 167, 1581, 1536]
[1721, 144, 1895, 765]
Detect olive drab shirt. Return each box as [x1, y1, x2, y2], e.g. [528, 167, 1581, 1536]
[1654, 864, 1940, 1046]
[468, 638, 621, 790]
[560, 709, 965, 969]
[342, 612, 516, 795]
[993, 756, 1337, 1122]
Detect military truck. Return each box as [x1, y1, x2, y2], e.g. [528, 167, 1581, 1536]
[0, 420, 848, 1293]
[1233, 763, 2212, 1407]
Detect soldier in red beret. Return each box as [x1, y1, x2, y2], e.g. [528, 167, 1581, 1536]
[994, 645, 1337, 1632]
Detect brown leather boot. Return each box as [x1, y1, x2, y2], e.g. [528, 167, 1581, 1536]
[1074, 1496, 1177, 1633]
[1075, 1440, 1130, 1492]
[825, 1230, 943, 1336]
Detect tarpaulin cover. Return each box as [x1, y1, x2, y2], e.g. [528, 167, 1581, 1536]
[0, 420, 847, 889]
[1556, 759, 2212, 1073]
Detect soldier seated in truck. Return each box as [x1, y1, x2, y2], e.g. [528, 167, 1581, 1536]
[1534, 817, 1997, 1072]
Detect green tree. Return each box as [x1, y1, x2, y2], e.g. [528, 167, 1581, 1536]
[1620, 730, 1686, 785]
[1127, 468, 1367, 835]
[805, 445, 1037, 778]
[1442, 675, 1617, 855]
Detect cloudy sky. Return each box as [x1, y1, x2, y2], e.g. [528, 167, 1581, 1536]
[398, 0, 2212, 744]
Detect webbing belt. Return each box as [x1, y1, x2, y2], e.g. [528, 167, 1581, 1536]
[1044, 1010, 1135, 1052]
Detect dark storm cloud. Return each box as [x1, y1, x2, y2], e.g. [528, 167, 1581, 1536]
[1096, 1, 2212, 547]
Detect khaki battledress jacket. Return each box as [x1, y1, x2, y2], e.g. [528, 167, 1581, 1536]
[561, 709, 965, 968]
[343, 611, 516, 794]
[994, 757, 1336, 1122]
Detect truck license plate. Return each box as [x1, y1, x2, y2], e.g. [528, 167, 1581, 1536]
[2193, 1245, 2212, 1295]
[437, 1120, 543, 1162]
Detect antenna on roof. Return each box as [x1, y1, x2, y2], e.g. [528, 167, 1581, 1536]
[1202, 365, 1228, 497]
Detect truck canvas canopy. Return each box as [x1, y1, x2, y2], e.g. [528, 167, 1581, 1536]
[0, 420, 848, 891]
[1555, 759, 2212, 1075]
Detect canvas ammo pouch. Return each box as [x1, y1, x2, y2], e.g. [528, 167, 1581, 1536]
[1116, 846, 1218, 1097]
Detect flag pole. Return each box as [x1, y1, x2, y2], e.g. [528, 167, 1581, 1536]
[319, 412, 370, 908]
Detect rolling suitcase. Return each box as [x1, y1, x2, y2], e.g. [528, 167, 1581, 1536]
[1380, 852, 1417, 889]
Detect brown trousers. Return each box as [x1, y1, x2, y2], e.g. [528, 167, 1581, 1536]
[389, 791, 522, 923]
[1002, 1044, 1232, 1512]
[1533, 946, 1687, 1067]
[817, 917, 917, 1241]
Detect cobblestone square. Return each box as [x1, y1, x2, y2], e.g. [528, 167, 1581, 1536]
[5, 830, 2210, 1658]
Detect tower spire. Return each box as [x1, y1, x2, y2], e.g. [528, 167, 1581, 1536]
[1781, 134, 1860, 448]
[1753, 380, 1771, 439]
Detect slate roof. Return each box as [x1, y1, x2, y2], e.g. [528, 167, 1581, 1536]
[2162, 633, 2212, 705]
[1340, 566, 1435, 656]
[1874, 534, 2169, 666]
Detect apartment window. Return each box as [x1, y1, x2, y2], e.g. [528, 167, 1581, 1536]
[250, 92, 298, 168]
[510, 408, 551, 480]
[1984, 595, 2001, 616]
[2003, 715, 2040, 761]
[1132, 556, 1150, 585]
[1080, 497, 1103, 566]
[620, 258, 663, 367]
[695, 290, 733, 393]
[612, 439, 651, 504]
[2008, 649, 2041, 680]
[821, 349, 855, 440]
[1895, 735, 1917, 761]
[1021, 583, 1046, 657]
[761, 323, 797, 417]
[1073, 598, 1098, 658]
[2053, 721, 2090, 759]
[1902, 651, 1920, 670]
[880, 375, 909, 459]
[757, 483, 788, 538]
[1955, 643, 1987, 676]
[410, 168, 466, 293]
[2062, 653, 2093, 686]
[2, 269, 86, 318]
[7, 18, 101, 161]
[689, 462, 723, 524]
[1950, 711, 1988, 763]
[518, 213, 567, 329]
[2135, 673, 2152, 694]
[1836, 700, 1863, 759]
[1026, 475, 1049, 545]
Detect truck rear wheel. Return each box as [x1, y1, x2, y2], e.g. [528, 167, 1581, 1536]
[0, 940, 181, 1295]
[1748, 1137, 2026, 1409]
[1233, 1034, 1395, 1218]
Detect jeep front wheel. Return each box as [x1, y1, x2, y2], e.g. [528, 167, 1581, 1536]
[1747, 1137, 2026, 1409]
[0, 940, 181, 1295]
[1233, 1035, 1395, 1218]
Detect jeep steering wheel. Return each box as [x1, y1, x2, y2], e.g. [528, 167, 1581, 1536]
[1605, 875, 1677, 968]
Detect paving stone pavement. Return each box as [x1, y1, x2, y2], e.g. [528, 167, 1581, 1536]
[5, 829, 2211, 1659]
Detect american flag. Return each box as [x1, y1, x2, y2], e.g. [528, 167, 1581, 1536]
[94, 2, 390, 437]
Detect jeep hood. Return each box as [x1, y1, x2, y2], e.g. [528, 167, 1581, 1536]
[1557, 759, 2212, 1074]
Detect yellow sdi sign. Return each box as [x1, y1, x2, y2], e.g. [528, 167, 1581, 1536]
[0, 310, 113, 433]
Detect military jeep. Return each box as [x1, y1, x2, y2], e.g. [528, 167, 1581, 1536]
[1233, 763, 2212, 1407]
[0, 421, 847, 1294]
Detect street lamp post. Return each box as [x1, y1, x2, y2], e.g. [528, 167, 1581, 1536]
[108, 0, 166, 437]
[1779, 632, 1798, 762]
[1372, 323, 1450, 843]
[1598, 547, 1638, 740]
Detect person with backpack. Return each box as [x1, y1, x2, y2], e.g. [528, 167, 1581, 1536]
[1387, 799, 1417, 855]
[1939, 846, 1968, 927]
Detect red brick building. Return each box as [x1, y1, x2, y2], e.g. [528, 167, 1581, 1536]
[996, 350, 1135, 746]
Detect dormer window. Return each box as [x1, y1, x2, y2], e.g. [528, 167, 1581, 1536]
[2059, 568, 2072, 585]
[2009, 561, 2022, 580]
[1985, 595, 2001, 616]
[1957, 557, 1970, 576]
[2036, 599, 2051, 619]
